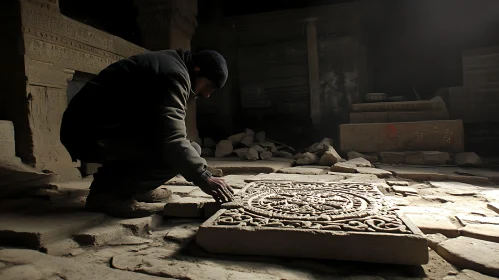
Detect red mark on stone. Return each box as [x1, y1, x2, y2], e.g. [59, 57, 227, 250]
[385, 124, 398, 139]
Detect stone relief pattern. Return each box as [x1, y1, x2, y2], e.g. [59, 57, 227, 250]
[215, 182, 412, 234]
[21, 4, 145, 58]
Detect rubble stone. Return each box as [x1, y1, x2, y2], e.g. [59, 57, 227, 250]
[241, 135, 254, 147]
[228, 132, 246, 145]
[346, 157, 372, 167]
[330, 162, 357, 173]
[425, 233, 448, 250]
[392, 185, 418, 195]
[277, 167, 327, 175]
[295, 152, 319, 165]
[423, 151, 451, 165]
[73, 225, 128, 246]
[163, 185, 198, 196]
[203, 138, 216, 148]
[215, 140, 233, 158]
[256, 131, 265, 142]
[318, 146, 342, 166]
[245, 128, 255, 136]
[347, 151, 378, 163]
[456, 215, 499, 226]
[379, 152, 406, 164]
[436, 236, 499, 277]
[459, 224, 499, 243]
[455, 152, 482, 166]
[163, 197, 216, 218]
[164, 223, 200, 244]
[405, 214, 459, 237]
[201, 148, 213, 157]
[387, 180, 410, 186]
[277, 151, 293, 158]
[246, 147, 260, 161]
[233, 148, 249, 158]
[260, 151, 273, 160]
[355, 167, 392, 178]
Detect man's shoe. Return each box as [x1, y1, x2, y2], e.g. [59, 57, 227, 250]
[134, 188, 172, 203]
[86, 191, 164, 218]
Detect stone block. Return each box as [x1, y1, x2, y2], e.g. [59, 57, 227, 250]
[228, 132, 246, 145]
[352, 100, 446, 112]
[425, 233, 448, 250]
[405, 214, 459, 237]
[347, 151, 378, 163]
[350, 110, 449, 124]
[260, 141, 278, 153]
[246, 147, 259, 160]
[330, 162, 357, 173]
[350, 112, 388, 123]
[387, 180, 410, 186]
[0, 121, 15, 141]
[295, 152, 319, 165]
[0, 141, 15, 158]
[241, 135, 254, 147]
[233, 148, 249, 158]
[455, 152, 482, 166]
[277, 167, 327, 175]
[340, 120, 464, 153]
[215, 140, 233, 158]
[379, 152, 406, 164]
[405, 151, 451, 165]
[436, 236, 499, 277]
[456, 215, 499, 226]
[443, 269, 497, 280]
[459, 224, 499, 243]
[259, 151, 273, 160]
[118, 215, 163, 234]
[73, 225, 128, 246]
[163, 185, 198, 196]
[392, 186, 418, 195]
[318, 147, 342, 166]
[355, 167, 392, 178]
[164, 223, 200, 244]
[163, 197, 217, 218]
[196, 181, 429, 265]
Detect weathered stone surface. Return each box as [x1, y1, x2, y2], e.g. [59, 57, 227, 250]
[355, 167, 391, 178]
[201, 148, 214, 157]
[330, 162, 357, 173]
[246, 147, 260, 160]
[295, 152, 319, 165]
[346, 157, 372, 167]
[228, 132, 247, 145]
[405, 151, 451, 165]
[405, 214, 459, 237]
[381, 165, 448, 181]
[488, 203, 499, 214]
[256, 131, 266, 142]
[73, 225, 128, 246]
[215, 140, 233, 158]
[379, 152, 406, 164]
[443, 269, 497, 280]
[429, 181, 480, 196]
[0, 121, 15, 158]
[233, 148, 249, 158]
[197, 181, 428, 265]
[222, 175, 252, 189]
[188, 189, 212, 198]
[456, 215, 499, 226]
[163, 197, 217, 218]
[260, 151, 273, 160]
[241, 135, 254, 147]
[392, 185, 418, 195]
[387, 180, 410, 186]
[277, 167, 327, 175]
[455, 152, 482, 166]
[44, 238, 80, 256]
[347, 151, 378, 163]
[385, 196, 410, 206]
[0, 249, 162, 280]
[118, 215, 163, 234]
[425, 233, 448, 250]
[260, 141, 278, 153]
[246, 173, 344, 183]
[164, 223, 200, 244]
[163, 185, 198, 196]
[203, 138, 216, 148]
[437, 236, 499, 277]
[340, 120, 464, 153]
[318, 147, 342, 166]
[459, 224, 499, 243]
[0, 213, 107, 250]
[108, 236, 152, 246]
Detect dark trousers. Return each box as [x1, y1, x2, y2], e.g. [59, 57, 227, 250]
[62, 123, 196, 196]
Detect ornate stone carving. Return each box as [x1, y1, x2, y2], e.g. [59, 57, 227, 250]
[214, 181, 411, 233]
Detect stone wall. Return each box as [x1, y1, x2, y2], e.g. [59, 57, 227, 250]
[0, 0, 146, 180]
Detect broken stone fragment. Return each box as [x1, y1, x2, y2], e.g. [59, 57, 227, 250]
[259, 141, 278, 153]
[345, 157, 372, 167]
[259, 151, 273, 160]
[251, 145, 265, 153]
[215, 140, 233, 158]
[347, 151, 378, 163]
[295, 152, 319, 165]
[241, 135, 254, 147]
[330, 162, 357, 173]
[277, 151, 293, 158]
[227, 132, 246, 145]
[255, 131, 265, 142]
[379, 151, 406, 164]
[233, 148, 249, 159]
[245, 128, 255, 136]
[459, 224, 499, 243]
[455, 152, 482, 166]
[201, 148, 213, 157]
[203, 138, 216, 148]
[246, 147, 259, 161]
[318, 146, 342, 166]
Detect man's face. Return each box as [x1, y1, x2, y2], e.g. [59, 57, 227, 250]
[193, 66, 216, 98]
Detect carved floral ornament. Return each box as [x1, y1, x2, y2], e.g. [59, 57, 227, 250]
[215, 181, 412, 234]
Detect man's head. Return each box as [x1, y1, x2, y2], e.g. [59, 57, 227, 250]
[191, 50, 228, 98]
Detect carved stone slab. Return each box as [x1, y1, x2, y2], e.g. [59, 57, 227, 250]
[196, 181, 429, 265]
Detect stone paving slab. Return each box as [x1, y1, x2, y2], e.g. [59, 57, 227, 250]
[245, 173, 344, 183]
[405, 214, 459, 237]
[162, 185, 198, 195]
[436, 236, 499, 277]
[163, 197, 217, 218]
[277, 167, 328, 175]
[456, 215, 499, 226]
[0, 249, 164, 280]
[196, 181, 428, 265]
[459, 224, 499, 243]
[207, 158, 293, 175]
[73, 224, 128, 246]
[443, 269, 497, 280]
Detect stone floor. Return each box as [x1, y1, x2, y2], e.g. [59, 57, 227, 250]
[1, 162, 499, 279]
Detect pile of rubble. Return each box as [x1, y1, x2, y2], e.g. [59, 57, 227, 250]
[200, 129, 295, 161]
[293, 138, 344, 166]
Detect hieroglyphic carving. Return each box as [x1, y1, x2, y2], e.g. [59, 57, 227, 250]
[214, 181, 412, 234]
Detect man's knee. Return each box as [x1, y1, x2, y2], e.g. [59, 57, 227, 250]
[190, 141, 201, 156]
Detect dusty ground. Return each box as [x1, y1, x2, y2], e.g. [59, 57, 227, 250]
[1, 161, 499, 279]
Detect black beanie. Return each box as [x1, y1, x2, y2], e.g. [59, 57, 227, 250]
[192, 50, 228, 89]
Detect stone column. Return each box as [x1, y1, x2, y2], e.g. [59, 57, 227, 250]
[135, 0, 201, 144]
[306, 18, 321, 127]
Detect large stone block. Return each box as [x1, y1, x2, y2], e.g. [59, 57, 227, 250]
[350, 110, 449, 124]
[196, 181, 429, 265]
[351, 100, 445, 113]
[340, 120, 464, 153]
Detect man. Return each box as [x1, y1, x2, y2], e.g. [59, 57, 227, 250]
[61, 49, 234, 218]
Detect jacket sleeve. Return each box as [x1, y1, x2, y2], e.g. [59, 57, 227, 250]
[155, 71, 210, 184]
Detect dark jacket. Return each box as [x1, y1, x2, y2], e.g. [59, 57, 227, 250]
[61, 50, 208, 183]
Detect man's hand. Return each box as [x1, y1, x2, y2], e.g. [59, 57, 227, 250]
[198, 177, 235, 203]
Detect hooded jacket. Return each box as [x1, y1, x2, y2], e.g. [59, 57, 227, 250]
[61, 50, 209, 184]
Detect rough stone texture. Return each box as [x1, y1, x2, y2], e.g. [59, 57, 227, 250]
[488, 203, 499, 214]
[295, 152, 319, 165]
[188, 189, 213, 198]
[241, 135, 254, 147]
[455, 152, 482, 166]
[456, 215, 499, 226]
[459, 224, 499, 243]
[443, 269, 497, 280]
[347, 151, 378, 163]
[256, 131, 266, 142]
[197, 181, 428, 265]
[228, 133, 247, 145]
[163, 185, 198, 196]
[330, 162, 357, 173]
[203, 138, 216, 148]
[246, 147, 260, 160]
[429, 181, 480, 196]
[340, 120, 464, 153]
[73, 225, 128, 246]
[163, 197, 217, 218]
[0, 249, 163, 280]
[222, 175, 253, 189]
[355, 167, 392, 178]
[215, 140, 233, 158]
[260, 151, 273, 160]
[277, 167, 327, 175]
[387, 180, 410, 186]
[425, 233, 448, 250]
[405, 214, 459, 237]
[108, 236, 153, 246]
[207, 158, 293, 174]
[0, 213, 107, 250]
[379, 152, 406, 164]
[380, 165, 448, 181]
[392, 185, 418, 195]
[233, 148, 249, 158]
[118, 215, 163, 234]
[164, 223, 200, 243]
[44, 238, 81, 256]
[436, 236, 499, 277]
[0, 121, 15, 158]
[201, 148, 214, 157]
[260, 141, 278, 153]
[346, 157, 372, 167]
[405, 151, 451, 165]
[318, 147, 342, 166]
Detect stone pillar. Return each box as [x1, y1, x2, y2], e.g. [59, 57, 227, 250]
[306, 18, 321, 127]
[135, 0, 201, 144]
